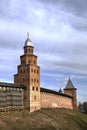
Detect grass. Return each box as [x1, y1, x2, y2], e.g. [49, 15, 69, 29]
[0, 108, 87, 130]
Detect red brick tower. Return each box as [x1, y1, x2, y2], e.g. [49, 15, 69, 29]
[64, 78, 77, 110]
[14, 33, 41, 112]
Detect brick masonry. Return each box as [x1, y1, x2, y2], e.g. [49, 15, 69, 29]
[40, 91, 73, 109]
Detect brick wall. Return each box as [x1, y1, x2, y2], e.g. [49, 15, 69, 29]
[40, 92, 73, 109]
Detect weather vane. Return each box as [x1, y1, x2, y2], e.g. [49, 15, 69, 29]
[27, 32, 29, 38]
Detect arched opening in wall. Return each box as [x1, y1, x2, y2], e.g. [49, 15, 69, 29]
[37, 70, 38, 73]
[34, 60, 36, 64]
[34, 79, 36, 82]
[27, 68, 28, 72]
[36, 87, 38, 91]
[32, 86, 34, 91]
[20, 69, 22, 74]
[31, 69, 33, 72]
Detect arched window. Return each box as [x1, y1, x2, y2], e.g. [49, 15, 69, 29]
[32, 86, 34, 91]
[34, 60, 36, 64]
[36, 87, 38, 91]
[27, 68, 28, 72]
[20, 70, 22, 74]
[31, 69, 33, 72]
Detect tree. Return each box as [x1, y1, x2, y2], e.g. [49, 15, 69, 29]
[78, 101, 87, 114]
[83, 102, 87, 114]
[78, 102, 83, 112]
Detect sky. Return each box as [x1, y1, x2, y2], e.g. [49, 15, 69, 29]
[0, 0, 87, 103]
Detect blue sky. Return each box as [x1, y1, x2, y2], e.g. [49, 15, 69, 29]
[0, 0, 87, 103]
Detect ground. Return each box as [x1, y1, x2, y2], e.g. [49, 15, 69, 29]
[0, 108, 87, 130]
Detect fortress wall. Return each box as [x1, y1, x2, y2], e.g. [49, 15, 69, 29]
[0, 86, 24, 111]
[40, 91, 73, 109]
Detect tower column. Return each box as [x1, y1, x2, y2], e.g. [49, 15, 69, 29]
[64, 78, 77, 110]
[14, 33, 41, 112]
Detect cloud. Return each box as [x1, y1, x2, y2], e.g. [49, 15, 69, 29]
[36, 0, 87, 31]
[60, 0, 87, 17]
[41, 0, 87, 17]
[0, 0, 87, 102]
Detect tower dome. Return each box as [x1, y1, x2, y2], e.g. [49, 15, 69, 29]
[24, 32, 33, 47]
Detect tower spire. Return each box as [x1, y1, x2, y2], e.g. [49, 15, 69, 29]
[24, 32, 33, 47]
[27, 32, 29, 39]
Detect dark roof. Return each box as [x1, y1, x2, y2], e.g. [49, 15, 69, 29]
[0, 82, 25, 89]
[64, 78, 77, 90]
[20, 54, 37, 58]
[58, 88, 63, 93]
[40, 87, 72, 98]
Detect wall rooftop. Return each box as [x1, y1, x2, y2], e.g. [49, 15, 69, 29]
[0, 82, 25, 89]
